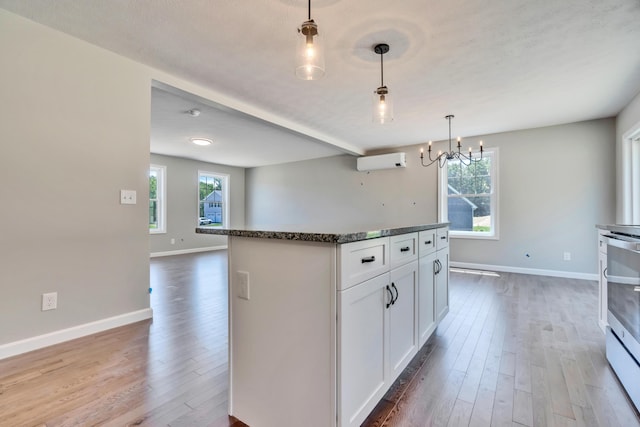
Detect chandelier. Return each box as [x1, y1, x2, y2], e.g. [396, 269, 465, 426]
[420, 115, 483, 167]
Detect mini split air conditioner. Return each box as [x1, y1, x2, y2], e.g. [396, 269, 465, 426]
[356, 152, 406, 171]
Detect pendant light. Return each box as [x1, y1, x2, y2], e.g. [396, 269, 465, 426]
[296, 0, 325, 80]
[373, 43, 393, 123]
[420, 115, 484, 168]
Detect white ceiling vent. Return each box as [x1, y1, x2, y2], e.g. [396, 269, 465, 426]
[357, 152, 406, 171]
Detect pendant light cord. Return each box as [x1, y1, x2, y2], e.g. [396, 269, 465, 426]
[448, 116, 452, 152]
[308, 0, 311, 20]
[380, 53, 384, 87]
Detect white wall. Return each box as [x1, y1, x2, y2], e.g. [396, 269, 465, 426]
[149, 154, 245, 254]
[0, 10, 151, 346]
[615, 90, 640, 222]
[246, 119, 616, 277]
[451, 119, 615, 276]
[246, 153, 438, 230]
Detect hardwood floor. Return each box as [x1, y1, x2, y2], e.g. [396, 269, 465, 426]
[362, 269, 640, 427]
[0, 251, 242, 427]
[0, 252, 638, 426]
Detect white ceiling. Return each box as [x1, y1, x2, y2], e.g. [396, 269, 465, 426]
[2, 0, 640, 167]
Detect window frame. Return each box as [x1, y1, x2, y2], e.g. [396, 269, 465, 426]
[198, 171, 230, 228]
[621, 121, 640, 224]
[438, 147, 499, 240]
[149, 164, 167, 234]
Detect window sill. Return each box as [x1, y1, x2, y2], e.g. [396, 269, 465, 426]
[149, 230, 166, 235]
[450, 232, 499, 241]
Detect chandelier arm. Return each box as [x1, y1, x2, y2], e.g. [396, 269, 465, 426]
[438, 155, 448, 168]
[420, 151, 443, 167]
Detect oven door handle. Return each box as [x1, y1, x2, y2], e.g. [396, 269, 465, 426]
[604, 235, 640, 253]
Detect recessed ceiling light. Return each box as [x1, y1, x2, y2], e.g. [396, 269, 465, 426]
[190, 138, 212, 146]
[187, 109, 201, 117]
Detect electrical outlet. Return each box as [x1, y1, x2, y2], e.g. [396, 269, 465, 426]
[120, 189, 137, 205]
[42, 292, 57, 311]
[236, 271, 250, 300]
[563, 252, 571, 261]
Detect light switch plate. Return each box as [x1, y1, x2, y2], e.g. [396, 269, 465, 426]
[236, 271, 250, 300]
[120, 190, 137, 205]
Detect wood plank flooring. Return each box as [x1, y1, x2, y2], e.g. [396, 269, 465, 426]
[362, 269, 640, 427]
[0, 252, 638, 426]
[0, 251, 242, 427]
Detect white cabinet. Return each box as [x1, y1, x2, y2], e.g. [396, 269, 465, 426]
[388, 260, 419, 381]
[435, 250, 449, 322]
[339, 237, 390, 290]
[226, 225, 449, 427]
[338, 235, 419, 427]
[435, 228, 450, 322]
[417, 227, 449, 345]
[389, 232, 418, 269]
[338, 273, 389, 427]
[598, 229, 608, 333]
[337, 260, 419, 427]
[418, 251, 436, 346]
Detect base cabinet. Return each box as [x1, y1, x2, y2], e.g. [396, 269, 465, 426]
[435, 250, 449, 322]
[338, 273, 389, 427]
[435, 228, 450, 322]
[226, 225, 449, 427]
[418, 252, 436, 346]
[388, 261, 419, 381]
[338, 260, 419, 427]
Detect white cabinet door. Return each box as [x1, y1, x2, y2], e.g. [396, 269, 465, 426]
[338, 272, 390, 427]
[388, 260, 419, 381]
[435, 248, 449, 322]
[418, 252, 436, 347]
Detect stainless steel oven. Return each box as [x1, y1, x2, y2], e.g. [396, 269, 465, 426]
[604, 227, 640, 412]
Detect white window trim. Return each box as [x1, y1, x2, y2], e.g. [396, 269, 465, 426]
[149, 164, 167, 234]
[621, 120, 640, 224]
[438, 147, 499, 240]
[198, 171, 230, 228]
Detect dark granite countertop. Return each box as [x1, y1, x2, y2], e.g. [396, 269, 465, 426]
[596, 224, 640, 236]
[196, 222, 449, 244]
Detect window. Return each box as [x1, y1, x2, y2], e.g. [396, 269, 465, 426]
[199, 171, 229, 227]
[622, 124, 640, 224]
[631, 135, 640, 223]
[438, 148, 498, 239]
[149, 165, 166, 234]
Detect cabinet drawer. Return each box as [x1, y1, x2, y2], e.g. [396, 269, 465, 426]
[390, 233, 418, 269]
[339, 237, 390, 290]
[418, 230, 437, 257]
[436, 227, 449, 250]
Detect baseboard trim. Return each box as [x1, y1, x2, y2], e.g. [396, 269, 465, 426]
[450, 261, 598, 281]
[150, 245, 227, 258]
[0, 308, 153, 360]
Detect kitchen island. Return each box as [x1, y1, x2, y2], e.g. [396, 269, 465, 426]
[197, 223, 450, 427]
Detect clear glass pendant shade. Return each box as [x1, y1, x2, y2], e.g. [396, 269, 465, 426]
[373, 86, 394, 123]
[295, 20, 325, 80]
